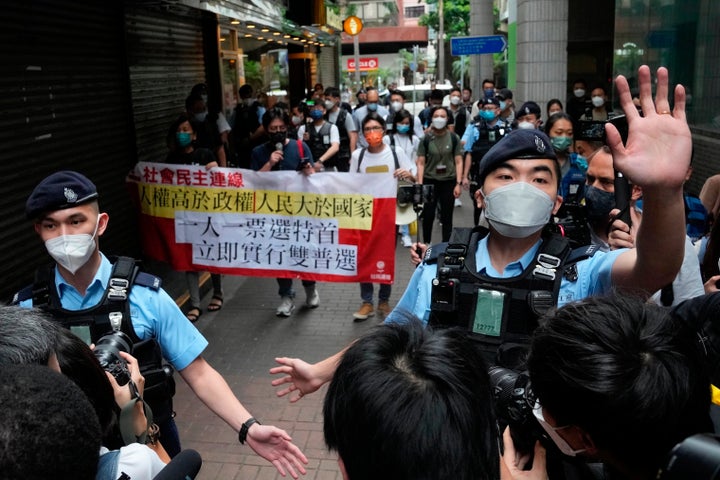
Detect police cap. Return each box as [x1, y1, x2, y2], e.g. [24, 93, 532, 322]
[517, 101, 542, 118]
[479, 97, 500, 107]
[26, 171, 99, 220]
[478, 129, 557, 183]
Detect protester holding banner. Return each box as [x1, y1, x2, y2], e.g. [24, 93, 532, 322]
[349, 112, 416, 321]
[251, 107, 320, 317]
[166, 113, 224, 322]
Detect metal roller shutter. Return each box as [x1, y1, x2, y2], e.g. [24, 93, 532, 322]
[0, 1, 137, 301]
[125, 4, 206, 164]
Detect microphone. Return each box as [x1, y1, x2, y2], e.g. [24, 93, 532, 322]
[275, 142, 284, 152]
[152, 449, 202, 480]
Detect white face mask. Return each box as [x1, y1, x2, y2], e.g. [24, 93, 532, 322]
[517, 121, 536, 130]
[481, 182, 555, 238]
[44, 217, 100, 274]
[391, 101, 403, 112]
[573, 88, 585, 98]
[591, 96, 605, 107]
[291, 115, 304, 126]
[324, 99, 336, 110]
[450, 96, 461, 106]
[532, 402, 587, 457]
[431, 117, 447, 130]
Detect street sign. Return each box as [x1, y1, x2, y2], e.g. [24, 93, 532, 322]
[450, 35, 507, 56]
[347, 57, 379, 71]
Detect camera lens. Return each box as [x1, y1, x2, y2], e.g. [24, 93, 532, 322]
[94, 331, 133, 386]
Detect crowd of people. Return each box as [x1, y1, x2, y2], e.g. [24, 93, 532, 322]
[5, 64, 720, 480]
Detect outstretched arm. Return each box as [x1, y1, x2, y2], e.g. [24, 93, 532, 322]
[270, 347, 348, 402]
[608, 66, 691, 293]
[180, 356, 308, 478]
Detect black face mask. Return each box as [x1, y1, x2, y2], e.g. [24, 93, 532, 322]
[269, 131, 287, 145]
[584, 185, 616, 220]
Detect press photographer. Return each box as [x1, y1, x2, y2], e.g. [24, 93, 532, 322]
[500, 294, 715, 480]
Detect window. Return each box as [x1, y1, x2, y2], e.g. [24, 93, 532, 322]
[405, 6, 425, 18]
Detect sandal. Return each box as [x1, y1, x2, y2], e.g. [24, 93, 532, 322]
[186, 307, 202, 323]
[207, 295, 224, 312]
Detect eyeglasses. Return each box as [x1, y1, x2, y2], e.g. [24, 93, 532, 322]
[363, 126, 384, 132]
[267, 128, 287, 134]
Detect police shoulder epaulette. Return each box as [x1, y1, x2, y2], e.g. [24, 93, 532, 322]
[423, 242, 449, 265]
[134, 272, 162, 291]
[566, 244, 600, 265]
[12, 284, 34, 305]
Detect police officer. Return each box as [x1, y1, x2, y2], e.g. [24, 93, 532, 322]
[268, 65, 693, 400]
[14, 171, 308, 477]
[461, 96, 510, 225]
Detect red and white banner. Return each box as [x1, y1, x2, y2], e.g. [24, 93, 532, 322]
[128, 162, 397, 284]
[347, 57, 379, 71]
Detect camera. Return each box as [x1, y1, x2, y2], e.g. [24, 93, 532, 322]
[94, 331, 133, 386]
[658, 434, 720, 479]
[431, 266, 459, 312]
[488, 366, 547, 456]
[396, 183, 434, 213]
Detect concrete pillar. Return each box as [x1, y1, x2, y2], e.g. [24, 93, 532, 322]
[469, 0, 494, 102]
[515, 0, 568, 116]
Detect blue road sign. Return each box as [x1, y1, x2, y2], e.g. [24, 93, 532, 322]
[450, 35, 507, 56]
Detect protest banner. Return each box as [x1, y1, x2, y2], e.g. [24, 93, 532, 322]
[128, 163, 397, 283]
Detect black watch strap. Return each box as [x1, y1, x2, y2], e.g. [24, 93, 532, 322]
[238, 417, 260, 444]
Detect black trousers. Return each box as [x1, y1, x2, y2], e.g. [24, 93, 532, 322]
[422, 178, 456, 243]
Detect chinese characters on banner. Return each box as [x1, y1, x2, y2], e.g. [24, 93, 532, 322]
[128, 163, 397, 283]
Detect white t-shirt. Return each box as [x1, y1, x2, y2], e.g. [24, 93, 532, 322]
[349, 144, 414, 174]
[328, 109, 357, 132]
[297, 122, 340, 144]
[216, 112, 231, 134]
[99, 443, 166, 479]
[385, 134, 420, 168]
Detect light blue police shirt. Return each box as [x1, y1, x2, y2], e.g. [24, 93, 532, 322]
[19, 253, 208, 371]
[387, 235, 624, 324]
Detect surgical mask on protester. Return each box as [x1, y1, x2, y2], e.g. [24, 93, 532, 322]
[431, 117, 447, 130]
[551, 136, 573, 152]
[45, 217, 100, 275]
[532, 402, 587, 457]
[396, 124, 411, 134]
[573, 89, 586, 98]
[591, 96, 605, 108]
[269, 131, 287, 145]
[367, 102, 378, 112]
[175, 132, 193, 148]
[391, 101, 403, 112]
[499, 101, 507, 111]
[244, 98, 255, 106]
[309, 109, 324, 120]
[450, 96, 461, 106]
[291, 115, 304, 126]
[481, 182, 555, 238]
[517, 121, 536, 130]
[583, 185, 616, 220]
[194, 111, 207, 123]
[200, 94, 208, 104]
[364, 129, 384, 148]
[480, 110, 496, 122]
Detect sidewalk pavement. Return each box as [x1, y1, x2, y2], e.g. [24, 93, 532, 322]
[170, 199, 476, 479]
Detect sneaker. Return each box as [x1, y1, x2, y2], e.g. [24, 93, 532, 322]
[401, 235, 413, 248]
[353, 303, 375, 322]
[377, 301, 392, 317]
[304, 286, 320, 308]
[276, 296, 295, 317]
[454, 198, 462, 207]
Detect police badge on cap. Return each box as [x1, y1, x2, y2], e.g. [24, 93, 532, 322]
[26, 171, 99, 220]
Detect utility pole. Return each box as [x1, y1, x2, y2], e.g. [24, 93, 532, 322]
[437, 0, 444, 82]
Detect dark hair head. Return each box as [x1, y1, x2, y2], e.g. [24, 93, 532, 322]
[390, 89, 405, 100]
[529, 295, 712, 473]
[324, 318, 498, 480]
[361, 111, 387, 131]
[262, 107, 290, 131]
[463, 86, 473, 93]
[325, 87, 340, 98]
[429, 89, 445, 101]
[391, 109, 414, 134]
[482, 78, 495, 87]
[238, 84, 253, 98]
[0, 306, 59, 366]
[185, 94, 204, 113]
[190, 83, 207, 96]
[450, 87, 461, 95]
[546, 98, 563, 115]
[0, 364, 101, 480]
[543, 112, 574, 135]
[55, 329, 119, 447]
